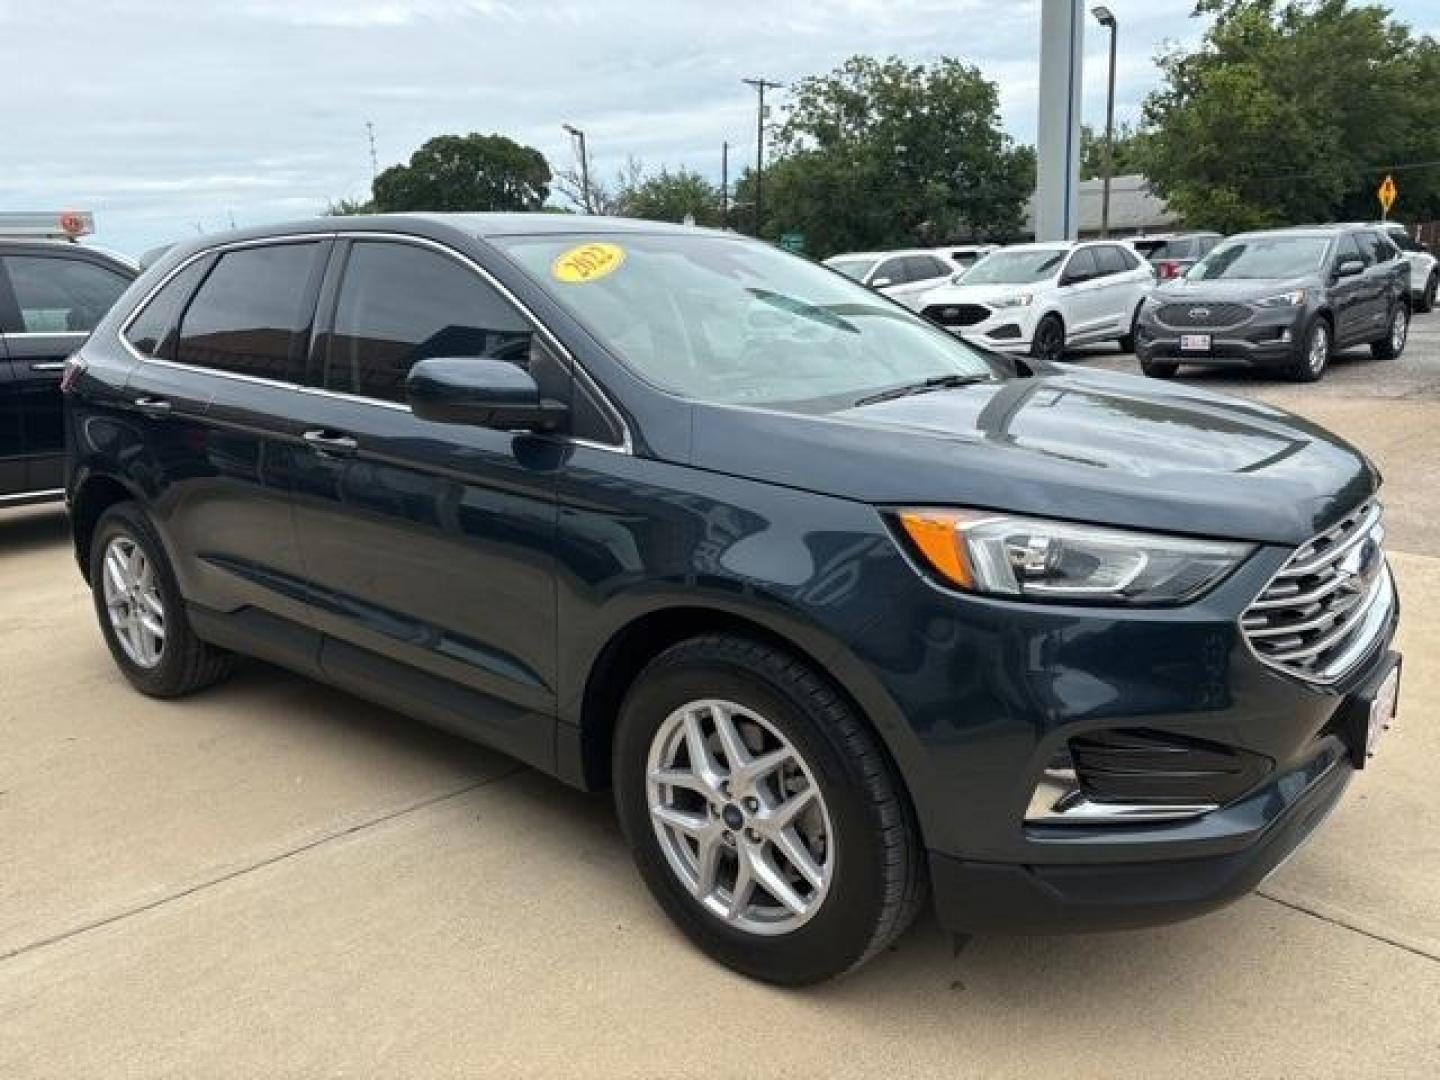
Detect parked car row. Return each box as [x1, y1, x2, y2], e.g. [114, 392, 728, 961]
[1, 212, 136, 507]
[827, 220, 1429, 382]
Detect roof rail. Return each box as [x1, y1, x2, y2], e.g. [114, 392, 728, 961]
[0, 210, 94, 241]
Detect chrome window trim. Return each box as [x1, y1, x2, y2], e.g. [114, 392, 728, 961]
[115, 230, 632, 454]
[1, 330, 89, 340]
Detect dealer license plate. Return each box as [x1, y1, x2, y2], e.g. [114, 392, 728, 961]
[1180, 333, 1212, 352]
[1367, 664, 1400, 757]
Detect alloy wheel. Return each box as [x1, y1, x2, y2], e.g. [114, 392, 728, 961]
[645, 698, 835, 936]
[1308, 322, 1330, 375]
[1391, 307, 1408, 353]
[101, 535, 166, 668]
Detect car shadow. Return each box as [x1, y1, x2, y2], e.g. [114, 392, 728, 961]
[0, 504, 71, 560]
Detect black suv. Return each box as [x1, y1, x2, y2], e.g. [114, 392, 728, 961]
[1, 235, 135, 505]
[66, 216, 1400, 984]
[1135, 224, 1410, 382]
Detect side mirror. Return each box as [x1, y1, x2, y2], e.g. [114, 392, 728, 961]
[405, 357, 568, 432]
[1335, 256, 1365, 279]
[870, 276, 894, 288]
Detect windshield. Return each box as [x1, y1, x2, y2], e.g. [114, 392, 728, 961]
[1190, 236, 1330, 280]
[825, 256, 878, 282]
[960, 249, 1067, 285]
[494, 233, 997, 409]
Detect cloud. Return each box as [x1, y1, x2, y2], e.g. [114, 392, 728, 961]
[3, 0, 1434, 254]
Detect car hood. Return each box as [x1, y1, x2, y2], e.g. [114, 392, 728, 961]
[1154, 276, 1315, 302]
[917, 282, 1047, 306]
[689, 368, 1376, 545]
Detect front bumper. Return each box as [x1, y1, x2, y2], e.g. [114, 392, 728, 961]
[1136, 303, 1308, 367]
[930, 735, 1351, 933]
[921, 299, 1039, 351]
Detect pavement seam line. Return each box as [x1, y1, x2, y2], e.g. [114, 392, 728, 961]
[1255, 888, 1440, 964]
[0, 766, 524, 966]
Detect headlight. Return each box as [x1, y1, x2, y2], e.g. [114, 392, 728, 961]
[895, 509, 1253, 604]
[1255, 289, 1307, 308]
[990, 293, 1033, 309]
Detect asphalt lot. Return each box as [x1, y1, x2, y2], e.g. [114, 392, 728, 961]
[2, 320, 1439, 1078]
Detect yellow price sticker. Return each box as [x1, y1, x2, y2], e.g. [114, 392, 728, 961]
[552, 242, 626, 284]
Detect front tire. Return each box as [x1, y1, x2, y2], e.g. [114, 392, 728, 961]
[1288, 317, 1331, 382]
[90, 502, 232, 698]
[1140, 356, 1179, 379]
[613, 635, 925, 985]
[1118, 302, 1143, 353]
[1029, 314, 1065, 364]
[1371, 303, 1409, 360]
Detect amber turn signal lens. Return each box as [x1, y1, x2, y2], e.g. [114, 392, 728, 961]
[896, 510, 974, 588]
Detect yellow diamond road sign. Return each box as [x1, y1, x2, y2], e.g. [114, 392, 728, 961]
[1378, 174, 1398, 213]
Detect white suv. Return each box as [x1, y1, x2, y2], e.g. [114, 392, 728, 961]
[916, 241, 1156, 361]
[824, 248, 962, 310]
[1372, 222, 1437, 312]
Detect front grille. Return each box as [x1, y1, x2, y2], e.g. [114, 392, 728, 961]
[1070, 729, 1271, 806]
[1155, 301, 1251, 329]
[1241, 501, 1393, 684]
[923, 302, 989, 327]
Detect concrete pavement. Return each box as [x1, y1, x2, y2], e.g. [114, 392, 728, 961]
[2, 326, 1439, 1077]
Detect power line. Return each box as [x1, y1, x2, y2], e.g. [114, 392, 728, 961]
[742, 77, 784, 236]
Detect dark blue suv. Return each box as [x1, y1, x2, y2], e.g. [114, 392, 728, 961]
[65, 215, 1401, 984]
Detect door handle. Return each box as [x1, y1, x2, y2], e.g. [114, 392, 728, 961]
[30, 361, 66, 372]
[133, 396, 173, 418]
[302, 429, 359, 457]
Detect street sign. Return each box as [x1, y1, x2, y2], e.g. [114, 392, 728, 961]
[1378, 174, 1398, 217]
[779, 232, 805, 253]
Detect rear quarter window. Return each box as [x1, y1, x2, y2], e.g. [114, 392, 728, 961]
[123, 258, 211, 358]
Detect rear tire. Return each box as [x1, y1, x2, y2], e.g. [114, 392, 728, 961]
[89, 502, 232, 698]
[1029, 314, 1065, 364]
[1288, 317, 1331, 382]
[1371, 303, 1409, 360]
[612, 635, 926, 985]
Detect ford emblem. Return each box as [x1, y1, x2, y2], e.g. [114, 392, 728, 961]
[1189, 307, 1211, 319]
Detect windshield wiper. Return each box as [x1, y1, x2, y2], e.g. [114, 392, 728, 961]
[852, 373, 991, 407]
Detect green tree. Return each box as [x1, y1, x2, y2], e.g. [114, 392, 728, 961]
[616, 167, 723, 225]
[741, 55, 1032, 256]
[324, 197, 375, 216]
[1080, 122, 1145, 180]
[372, 133, 551, 212]
[1140, 0, 1440, 232]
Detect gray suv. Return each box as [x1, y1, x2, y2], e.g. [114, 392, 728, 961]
[1135, 225, 1410, 382]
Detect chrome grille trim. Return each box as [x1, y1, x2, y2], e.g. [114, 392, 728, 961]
[1241, 501, 1393, 685]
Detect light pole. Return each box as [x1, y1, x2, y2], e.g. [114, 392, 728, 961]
[721, 141, 730, 228]
[1092, 5, 1118, 238]
[742, 77, 783, 237]
[562, 123, 591, 214]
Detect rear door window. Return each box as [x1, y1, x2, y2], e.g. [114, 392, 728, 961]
[1092, 246, 1127, 277]
[1, 255, 131, 334]
[175, 242, 323, 382]
[1364, 231, 1397, 263]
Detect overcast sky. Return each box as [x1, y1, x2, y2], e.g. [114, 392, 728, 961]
[4, 0, 1437, 256]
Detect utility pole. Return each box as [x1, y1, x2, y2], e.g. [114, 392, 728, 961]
[742, 77, 783, 237]
[365, 120, 379, 183]
[1093, 6, 1118, 238]
[563, 124, 591, 213]
[721, 141, 730, 229]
